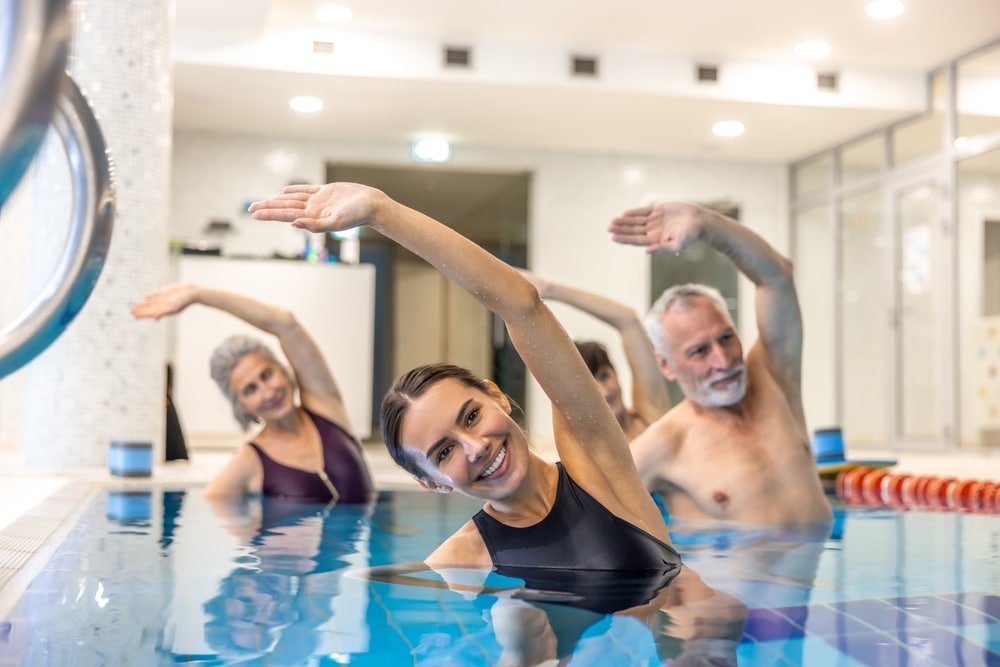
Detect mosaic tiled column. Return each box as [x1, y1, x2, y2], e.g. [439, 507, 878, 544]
[23, 0, 172, 468]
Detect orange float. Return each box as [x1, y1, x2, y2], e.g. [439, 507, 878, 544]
[833, 466, 999, 514]
[881, 473, 912, 508]
[838, 467, 871, 504]
[861, 469, 890, 505]
[852, 467, 872, 503]
[925, 477, 957, 509]
[947, 479, 982, 512]
[981, 481, 1000, 513]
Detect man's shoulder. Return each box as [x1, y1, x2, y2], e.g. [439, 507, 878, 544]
[649, 402, 692, 436]
[637, 404, 696, 461]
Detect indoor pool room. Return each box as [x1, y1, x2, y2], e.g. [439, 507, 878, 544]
[4, 1, 1000, 666]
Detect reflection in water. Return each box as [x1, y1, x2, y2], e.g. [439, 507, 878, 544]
[361, 559, 747, 665]
[669, 518, 834, 606]
[8, 494, 1000, 665]
[17, 488, 753, 665]
[166, 491, 749, 665]
[196, 495, 375, 666]
[669, 516, 835, 667]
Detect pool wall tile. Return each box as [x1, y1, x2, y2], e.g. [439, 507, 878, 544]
[796, 604, 876, 638]
[943, 593, 1000, 621]
[743, 607, 805, 642]
[887, 594, 994, 626]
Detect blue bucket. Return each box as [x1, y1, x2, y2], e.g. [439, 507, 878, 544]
[108, 440, 153, 477]
[812, 427, 846, 464]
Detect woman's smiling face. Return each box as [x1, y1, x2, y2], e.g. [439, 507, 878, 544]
[400, 377, 527, 499]
[229, 351, 295, 423]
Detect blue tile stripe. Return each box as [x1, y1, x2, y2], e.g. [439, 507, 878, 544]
[742, 593, 1000, 667]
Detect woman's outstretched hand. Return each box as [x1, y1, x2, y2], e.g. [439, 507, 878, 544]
[248, 182, 385, 234]
[131, 283, 197, 320]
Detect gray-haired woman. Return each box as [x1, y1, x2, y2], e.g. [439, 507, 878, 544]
[132, 284, 374, 503]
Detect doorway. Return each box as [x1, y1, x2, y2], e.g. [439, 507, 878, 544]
[326, 163, 531, 437]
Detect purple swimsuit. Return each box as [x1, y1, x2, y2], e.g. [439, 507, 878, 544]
[247, 408, 375, 503]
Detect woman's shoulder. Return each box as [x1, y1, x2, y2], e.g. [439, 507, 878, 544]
[425, 518, 492, 569]
[228, 441, 268, 471]
[300, 397, 355, 434]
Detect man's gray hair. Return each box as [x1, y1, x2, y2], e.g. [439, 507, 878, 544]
[644, 283, 734, 360]
[209, 334, 295, 431]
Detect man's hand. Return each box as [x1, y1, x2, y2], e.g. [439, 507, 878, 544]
[608, 201, 708, 255]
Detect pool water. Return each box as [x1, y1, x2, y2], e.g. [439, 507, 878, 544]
[0, 487, 998, 665]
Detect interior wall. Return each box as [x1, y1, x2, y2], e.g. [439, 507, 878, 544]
[172, 256, 376, 444]
[390, 260, 493, 383]
[393, 260, 446, 379]
[170, 129, 787, 447]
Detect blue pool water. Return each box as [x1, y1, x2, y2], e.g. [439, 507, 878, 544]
[0, 486, 999, 665]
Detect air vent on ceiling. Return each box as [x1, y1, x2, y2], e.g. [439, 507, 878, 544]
[312, 40, 334, 55]
[571, 55, 599, 77]
[444, 46, 471, 68]
[817, 71, 839, 92]
[696, 64, 719, 83]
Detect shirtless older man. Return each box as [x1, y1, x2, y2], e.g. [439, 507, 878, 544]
[609, 201, 832, 524]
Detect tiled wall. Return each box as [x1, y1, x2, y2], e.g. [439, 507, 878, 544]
[16, 0, 172, 467]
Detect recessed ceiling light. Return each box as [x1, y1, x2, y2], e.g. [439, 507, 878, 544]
[794, 40, 831, 59]
[866, 0, 904, 19]
[411, 137, 451, 162]
[315, 4, 352, 24]
[289, 96, 323, 113]
[712, 121, 744, 138]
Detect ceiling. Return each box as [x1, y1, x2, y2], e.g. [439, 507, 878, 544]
[172, 0, 1000, 164]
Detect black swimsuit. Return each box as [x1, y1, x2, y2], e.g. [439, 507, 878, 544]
[472, 463, 681, 614]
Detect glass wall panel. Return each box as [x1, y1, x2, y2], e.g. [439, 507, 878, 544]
[957, 147, 1000, 448]
[793, 154, 833, 199]
[840, 189, 888, 447]
[794, 204, 836, 431]
[839, 133, 883, 183]
[891, 113, 945, 167]
[957, 41, 1000, 142]
[891, 72, 945, 166]
[894, 181, 940, 440]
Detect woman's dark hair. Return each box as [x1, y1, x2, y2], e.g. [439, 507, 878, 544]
[380, 364, 492, 480]
[574, 340, 614, 377]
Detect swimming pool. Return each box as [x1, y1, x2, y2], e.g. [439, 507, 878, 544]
[0, 485, 998, 666]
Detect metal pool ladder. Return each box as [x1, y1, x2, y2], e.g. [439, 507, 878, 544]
[0, 0, 116, 379]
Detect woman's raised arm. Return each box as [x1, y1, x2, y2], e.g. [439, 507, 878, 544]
[132, 282, 350, 428]
[249, 184, 644, 489]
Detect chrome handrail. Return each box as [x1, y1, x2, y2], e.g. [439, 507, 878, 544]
[0, 71, 116, 378]
[0, 0, 72, 206]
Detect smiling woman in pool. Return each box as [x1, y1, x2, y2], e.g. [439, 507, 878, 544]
[250, 182, 680, 581]
[131, 283, 375, 504]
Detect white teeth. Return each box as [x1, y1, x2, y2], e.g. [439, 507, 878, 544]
[479, 445, 506, 479]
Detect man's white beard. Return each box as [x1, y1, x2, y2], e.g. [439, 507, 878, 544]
[685, 367, 747, 408]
